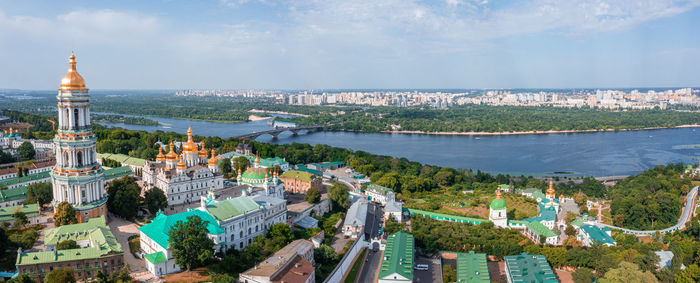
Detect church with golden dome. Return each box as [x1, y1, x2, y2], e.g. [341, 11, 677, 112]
[142, 127, 224, 206]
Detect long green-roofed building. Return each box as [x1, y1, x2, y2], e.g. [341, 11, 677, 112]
[0, 203, 40, 225]
[456, 251, 490, 283]
[15, 216, 124, 282]
[406, 208, 489, 225]
[379, 231, 414, 283]
[0, 186, 29, 207]
[504, 252, 559, 283]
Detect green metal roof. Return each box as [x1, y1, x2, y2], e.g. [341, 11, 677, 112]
[367, 184, 392, 196]
[204, 196, 261, 221]
[0, 186, 28, 203]
[316, 161, 344, 168]
[16, 216, 122, 266]
[138, 209, 225, 249]
[504, 252, 558, 283]
[490, 198, 506, 210]
[456, 251, 490, 283]
[245, 155, 289, 168]
[570, 217, 585, 228]
[295, 165, 321, 176]
[97, 153, 146, 167]
[241, 167, 269, 180]
[0, 203, 40, 223]
[279, 170, 315, 182]
[103, 166, 133, 180]
[44, 216, 109, 246]
[379, 231, 414, 281]
[498, 184, 511, 190]
[526, 221, 557, 238]
[580, 224, 616, 245]
[0, 171, 50, 188]
[144, 251, 168, 264]
[406, 208, 489, 224]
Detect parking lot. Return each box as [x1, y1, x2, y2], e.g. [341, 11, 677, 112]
[414, 255, 442, 283]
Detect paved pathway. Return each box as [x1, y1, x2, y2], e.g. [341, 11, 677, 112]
[599, 186, 698, 235]
[108, 216, 161, 282]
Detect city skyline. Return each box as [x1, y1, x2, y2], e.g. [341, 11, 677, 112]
[1, 0, 700, 89]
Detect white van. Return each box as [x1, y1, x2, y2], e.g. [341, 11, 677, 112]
[414, 264, 429, 271]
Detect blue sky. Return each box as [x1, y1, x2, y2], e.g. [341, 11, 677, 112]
[0, 0, 699, 89]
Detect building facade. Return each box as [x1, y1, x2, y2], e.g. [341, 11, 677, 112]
[50, 53, 108, 223]
[489, 188, 508, 228]
[279, 170, 321, 194]
[142, 128, 224, 206]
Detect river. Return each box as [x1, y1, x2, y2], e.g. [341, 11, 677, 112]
[97, 113, 700, 177]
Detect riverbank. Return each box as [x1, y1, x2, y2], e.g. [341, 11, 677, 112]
[249, 109, 310, 117]
[248, 114, 273, 121]
[378, 124, 700, 136]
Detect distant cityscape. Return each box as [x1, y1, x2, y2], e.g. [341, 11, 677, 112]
[176, 88, 699, 110]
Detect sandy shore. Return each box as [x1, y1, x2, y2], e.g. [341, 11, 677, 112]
[379, 124, 700, 136]
[249, 109, 310, 117]
[248, 114, 273, 121]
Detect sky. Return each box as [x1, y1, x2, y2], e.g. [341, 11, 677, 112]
[0, 0, 699, 90]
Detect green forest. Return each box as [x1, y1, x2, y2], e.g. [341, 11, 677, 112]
[91, 114, 160, 126]
[281, 105, 700, 133]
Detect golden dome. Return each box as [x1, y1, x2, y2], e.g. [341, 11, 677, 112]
[208, 150, 218, 166]
[156, 146, 165, 161]
[182, 127, 198, 153]
[199, 147, 208, 157]
[165, 141, 178, 161]
[254, 153, 260, 164]
[546, 179, 555, 196]
[495, 187, 502, 200]
[176, 155, 187, 169]
[60, 52, 87, 90]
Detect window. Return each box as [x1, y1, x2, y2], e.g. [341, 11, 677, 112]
[74, 108, 80, 129]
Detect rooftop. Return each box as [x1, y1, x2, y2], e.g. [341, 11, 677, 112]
[406, 208, 489, 224]
[138, 210, 225, 249]
[0, 203, 40, 223]
[344, 199, 368, 227]
[0, 186, 28, 203]
[526, 221, 557, 238]
[97, 153, 147, 167]
[279, 170, 315, 182]
[580, 224, 616, 245]
[504, 252, 558, 283]
[366, 184, 393, 195]
[0, 171, 50, 188]
[16, 216, 123, 266]
[379, 231, 414, 281]
[456, 251, 490, 283]
[204, 195, 261, 221]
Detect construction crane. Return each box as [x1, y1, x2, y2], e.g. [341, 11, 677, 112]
[47, 119, 55, 131]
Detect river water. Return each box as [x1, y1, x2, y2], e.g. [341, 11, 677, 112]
[97, 113, 700, 177]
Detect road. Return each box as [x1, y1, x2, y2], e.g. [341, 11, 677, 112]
[599, 186, 698, 235]
[414, 255, 442, 283]
[108, 216, 161, 282]
[356, 201, 384, 283]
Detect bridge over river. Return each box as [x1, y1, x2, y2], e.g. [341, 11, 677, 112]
[235, 123, 335, 140]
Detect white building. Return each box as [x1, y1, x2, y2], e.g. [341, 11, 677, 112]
[489, 188, 508, 228]
[384, 199, 403, 222]
[142, 127, 224, 206]
[343, 199, 368, 239]
[236, 155, 284, 199]
[139, 190, 287, 276]
[365, 184, 395, 205]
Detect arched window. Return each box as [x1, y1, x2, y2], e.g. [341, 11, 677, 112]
[74, 109, 80, 129]
[63, 152, 69, 166]
[77, 151, 83, 167]
[65, 109, 70, 129]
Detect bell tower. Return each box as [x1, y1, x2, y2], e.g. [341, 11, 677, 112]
[50, 52, 108, 223]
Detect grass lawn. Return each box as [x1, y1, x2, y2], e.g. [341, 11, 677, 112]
[344, 248, 367, 283]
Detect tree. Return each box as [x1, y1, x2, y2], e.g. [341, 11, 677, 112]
[13, 211, 28, 227]
[57, 240, 79, 250]
[0, 151, 14, 164]
[599, 261, 658, 283]
[565, 225, 577, 237]
[144, 188, 167, 215]
[327, 182, 349, 210]
[384, 216, 403, 235]
[95, 264, 132, 283]
[304, 187, 321, 204]
[26, 183, 53, 207]
[53, 201, 77, 227]
[219, 158, 233, 175]
[565, 211, 578, 225]
[442, 265, 456, 283]
[168, 215, 215, 270]
[106, 176, 142, 219]
[17, 142, 35, 161]
[211, 273, 236, 283]
[573, 193, 588, 207]
[7, 274, 35, 283]
[314, 244, 340, 263]
[232, 156, 249, 172]
[44, 268, 76, 283]
[572, 267, 596, 283]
